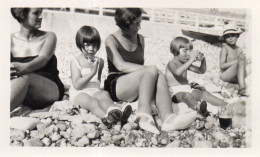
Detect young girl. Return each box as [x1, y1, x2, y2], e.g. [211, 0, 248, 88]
[69, 26, 132, 128]
[165, 37, 228, 116]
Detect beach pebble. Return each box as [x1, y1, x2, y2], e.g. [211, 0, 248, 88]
[10, 130, 25, 140]
[168, 131, 181, 137]
[36, 123, 47, 133]
[11, 140, 23, 146]
[122, 123, 132, 131]
[205, 122, 214, 129]
[10, 117, 40, 131]
[29, 130, 39, 139]
[42, 137, 51, 146]
[71, 125, 89, 139]
[193, 140, 213, 148]
[57, 123, 67, 131]
[112, 135, 123, 142]
[60, 131, 70, 139]
[101, 130, 111, 137]
[98, 123, 108, 130]
[87, 131, 100, 139]
[23, 138, 44, 147]
[113, 124, 121, 131]
[51, 132, 61, 142]
[101, 136, 112, 144]
[160, 138, 169, 145]
[151, 136, 158, 145]
[166, 140, 180, 147]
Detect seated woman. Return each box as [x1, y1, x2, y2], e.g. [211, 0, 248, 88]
[104, 8, 197, 134]
[10, 8, 64, 112]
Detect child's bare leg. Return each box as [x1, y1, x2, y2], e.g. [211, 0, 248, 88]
[237, 60, 246, 89]
[10, 75, 29, 111]
[220, 61, 239, 82]
[155, 72, 174, 122]
[175, 92, 198, 110]
[192, 90, 227, 106]
[94, 91, 114, 112]
[73, 93, 105, 118]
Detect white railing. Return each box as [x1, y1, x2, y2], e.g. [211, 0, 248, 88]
[52, 8, 247, 31]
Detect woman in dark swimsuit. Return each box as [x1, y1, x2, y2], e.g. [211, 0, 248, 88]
[10, 8, 64, 111]
[104, 8, 196, 134]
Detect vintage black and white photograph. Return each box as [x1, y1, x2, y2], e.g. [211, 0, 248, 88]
[9, 6, 252, 149]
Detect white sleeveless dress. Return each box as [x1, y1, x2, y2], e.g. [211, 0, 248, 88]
[69, 56, 101, 103]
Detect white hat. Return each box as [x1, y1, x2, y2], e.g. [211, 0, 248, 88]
[219, 23, 243, 40]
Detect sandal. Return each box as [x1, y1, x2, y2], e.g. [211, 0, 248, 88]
[198, 101, 210, 117]
[135, 112, 160, 134]
[161, 111, 197, 132]
[105, 106, 122, 124]
[121, 104, 133, 127]
[101, 117, 112, 129]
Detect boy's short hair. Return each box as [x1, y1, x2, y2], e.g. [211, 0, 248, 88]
[115, 8, 142, 31]
[11, 8, 31, 23]
[170, 37, 193, 56]
[75, 25, 101, 51]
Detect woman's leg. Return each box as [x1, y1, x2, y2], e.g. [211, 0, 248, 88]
[22, 73, 59, 109]
[191, 89, 227, 106]
[10, 75, 30, 111]
[73, 93, 105, 118]
[11, 73, 60, 111]
[116, 66, 158, 114]
[154, 72, 174, 122]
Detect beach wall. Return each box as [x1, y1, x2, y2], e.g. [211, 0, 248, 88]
[11, 10, 183, 40]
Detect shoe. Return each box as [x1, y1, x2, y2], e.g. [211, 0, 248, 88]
[106, 106, 122, 124]
[198, 101, 210, 117]
[121, 104, 133, 127]
[161, 111, 197, 132]
[101, 117, 112, 129]
[135, 112, 160, 134]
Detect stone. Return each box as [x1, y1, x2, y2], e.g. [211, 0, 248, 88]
[11, 140, 23, 146]
[23, 138, 44, 147]
[166, 140, 180, 147]
[51, 132, 61, 142]
[71, 125, 88, 139]
[122, 123, 132, 131]
[60, 131, 70, 139]
[78, 136, 90, 146]
[168, 131, 181, 137]
[101, 136, 112, 144]
[193, 140, 213, 148]
[101, 130, 111, 137]
[57, 123, 67, 131]
[87, 131, 99, 139]
[10, 117, 40, 131]
[113, 124, 121, 131]
[151, 136, 158, 145]
[36, 123, 47, 133]
[42, 137, 51, 146]
[160, 138, 169, 145]
[10, 130, 25, 140]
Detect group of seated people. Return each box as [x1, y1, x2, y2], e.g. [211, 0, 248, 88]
[10, 8, 250, 134]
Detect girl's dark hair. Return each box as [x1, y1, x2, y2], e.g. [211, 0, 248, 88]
[75, 26, 101, 51]
[115, 8, 142, 31]
[11, 8, 31, 23]
[170, 37, 193, 56]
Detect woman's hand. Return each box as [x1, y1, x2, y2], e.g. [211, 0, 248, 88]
[11, 62, 28, 76]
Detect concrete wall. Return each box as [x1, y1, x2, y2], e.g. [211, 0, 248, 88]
[11, 10, 183, 40]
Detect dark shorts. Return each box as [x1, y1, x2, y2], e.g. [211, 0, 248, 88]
[104, 73, 126, 102]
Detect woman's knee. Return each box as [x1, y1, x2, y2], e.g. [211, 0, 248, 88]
[96, 91, 111, 100]
[145, 65, 158, 77]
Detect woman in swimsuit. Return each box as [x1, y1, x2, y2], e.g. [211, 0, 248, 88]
[10, 8, 64, 111]
[104, 8, 197, 134]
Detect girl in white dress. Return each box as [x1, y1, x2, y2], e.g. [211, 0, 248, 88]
[70, 26, 132, 128]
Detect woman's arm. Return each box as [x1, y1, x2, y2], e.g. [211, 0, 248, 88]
[12, 32, 57, 76]
[105, 35, 145, 73]
[70, 59, 98, 90]
[219, 46, 238, 70]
